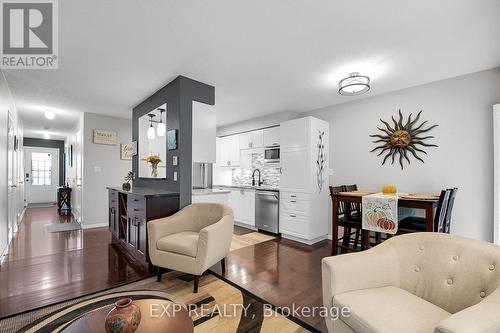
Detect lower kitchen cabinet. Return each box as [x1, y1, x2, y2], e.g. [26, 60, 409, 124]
[228, 188, 255, 227]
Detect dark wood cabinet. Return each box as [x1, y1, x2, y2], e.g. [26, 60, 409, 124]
[107, 187, 179, 267]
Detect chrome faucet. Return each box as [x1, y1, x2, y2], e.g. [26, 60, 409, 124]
[252, 169, 264, 187]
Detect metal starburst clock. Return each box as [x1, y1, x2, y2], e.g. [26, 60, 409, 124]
[370, 109, 438, 169]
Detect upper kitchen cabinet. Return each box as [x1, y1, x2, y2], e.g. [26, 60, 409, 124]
[217, 135, 240, 167]
[192, 101, 216, 163]
[239, 129, 263, 149]
[280, 118, 308, 149]
[263, 126, 280, 147]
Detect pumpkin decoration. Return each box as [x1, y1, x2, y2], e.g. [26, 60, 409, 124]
[364, 210, 386, 226]
[377, 217, 396, 231]
[382, 184, 397, 195]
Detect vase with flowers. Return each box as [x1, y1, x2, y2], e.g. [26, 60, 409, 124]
[143, 155, 161, 177]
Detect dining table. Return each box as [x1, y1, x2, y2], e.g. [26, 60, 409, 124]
[331, 191, 440, 255]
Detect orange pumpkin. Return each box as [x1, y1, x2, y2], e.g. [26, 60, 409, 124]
[382, 184, 397, 195]
[377, 218, 396, 230]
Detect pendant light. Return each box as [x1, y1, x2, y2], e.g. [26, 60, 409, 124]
[338, 72, 370, 96]
[147, 114, 156, 140]
[156, 108, 166, 137]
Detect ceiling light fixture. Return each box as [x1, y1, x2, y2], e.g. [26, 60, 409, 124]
[156, 108, 166, 137]
[147, 114, 156, 140]
[45, 110, 56, 120]
[43, 133, 50, 139]
[338, 72, 370, 96]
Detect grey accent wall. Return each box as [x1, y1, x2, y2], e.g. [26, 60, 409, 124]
[132, 76, 215, 208]
[24, 137, 65, 186]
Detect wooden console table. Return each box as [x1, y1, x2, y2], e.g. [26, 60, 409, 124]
[107, 187, 179, 268]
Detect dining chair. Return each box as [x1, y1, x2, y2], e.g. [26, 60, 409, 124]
[398, 189, 451, 233]
[329, 185, 364, 253]
[443, 188, 458, 233]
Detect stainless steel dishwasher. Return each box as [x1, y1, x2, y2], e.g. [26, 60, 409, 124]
[255, 190, 279, 234]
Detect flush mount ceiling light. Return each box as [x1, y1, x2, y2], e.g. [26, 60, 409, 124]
[43, 133, 50, 139]
[44, 110, 56, 120]
[338, 72, 370, 96]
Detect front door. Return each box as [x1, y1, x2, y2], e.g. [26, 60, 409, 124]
[24, 147, 59, 204]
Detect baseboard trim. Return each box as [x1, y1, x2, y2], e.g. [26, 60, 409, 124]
[234, 221, 257, 230]
[81, 222, 108, 229]
[281, 233, 328, 245]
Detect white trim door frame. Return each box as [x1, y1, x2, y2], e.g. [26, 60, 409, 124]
[493, 104, 500, 245]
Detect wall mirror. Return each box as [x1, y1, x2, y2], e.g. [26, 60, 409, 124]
[138, 103, 167, 178]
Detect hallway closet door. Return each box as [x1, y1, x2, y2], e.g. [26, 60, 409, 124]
[7, 111, 17, 238]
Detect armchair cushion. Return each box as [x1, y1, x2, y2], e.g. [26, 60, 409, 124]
[156, 231, 199, 258]
[334, 286, 450, 333]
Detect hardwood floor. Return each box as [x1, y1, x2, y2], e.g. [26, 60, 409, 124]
[1, 207, 331, 332]
[0, 207, 153, 318]
[213, 238, 332, 333]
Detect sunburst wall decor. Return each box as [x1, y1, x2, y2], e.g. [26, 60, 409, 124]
[370, 109, 438, 169]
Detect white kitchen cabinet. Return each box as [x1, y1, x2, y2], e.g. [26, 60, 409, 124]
[279, 116, 330, 244]
[263, 126, 280, 147]
[239, 130, 263, 149]
[279, 148, 308, 192]
[228, 188, 255, 227]
[280, 118, 308, 149]
[192, 193, 229, 204]
[192, 101, 216, 163]
[218, 135, 240, 167]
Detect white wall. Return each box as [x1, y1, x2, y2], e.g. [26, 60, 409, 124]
[81, 112, 131, 228]
[304, 68, 500, 242]
[0, 70, 23, 258]
[217, 111, 299, 136]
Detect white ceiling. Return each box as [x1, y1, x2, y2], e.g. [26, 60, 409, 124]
[5, 0, 500, 137]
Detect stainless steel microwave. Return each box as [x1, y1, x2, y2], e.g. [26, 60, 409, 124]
[264, 147, 280, 163]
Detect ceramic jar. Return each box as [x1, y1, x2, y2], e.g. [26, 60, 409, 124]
[104, 298, 141, 333]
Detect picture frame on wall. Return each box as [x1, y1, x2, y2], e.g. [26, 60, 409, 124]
[120, 143, 133, 160]
[93, 129, 117, 145]
[167, 129, 178, 151]
[131, 140, 137, 156]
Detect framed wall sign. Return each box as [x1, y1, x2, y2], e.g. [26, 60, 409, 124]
[93, 129, 117, 145]
[131, 140, 137, 156]
[167, 129, 178, 151]
[120, 143, 133, 160]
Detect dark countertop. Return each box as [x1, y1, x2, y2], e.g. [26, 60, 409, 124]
[107, 186, 179, 198]
[213, 184, 279, 192]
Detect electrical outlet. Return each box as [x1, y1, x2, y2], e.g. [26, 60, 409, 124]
[173, 171, 178, 181]
[172, 156, 178, 166]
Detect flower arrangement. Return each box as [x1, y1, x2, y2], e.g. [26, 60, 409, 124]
[122, 171, 133, 190]
[316, 130, 326, 193]
[143, 155, 161, 177]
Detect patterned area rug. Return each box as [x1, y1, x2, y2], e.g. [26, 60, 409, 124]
[0, 271, 312, 333]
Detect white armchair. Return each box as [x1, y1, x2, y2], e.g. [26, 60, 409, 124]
[148, 203, 234, 292]
[322, 232, 500, 333]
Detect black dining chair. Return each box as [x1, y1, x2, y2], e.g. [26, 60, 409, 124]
[330, 185, 364, 253]
[443, 188, 458, 233]
[398, 189, 452, 233]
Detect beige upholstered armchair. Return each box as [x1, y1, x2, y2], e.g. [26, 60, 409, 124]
[322, 233, 500, 333]
[148, 203, 234, 292]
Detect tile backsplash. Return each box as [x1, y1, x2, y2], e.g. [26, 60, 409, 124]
[232, 153, 280, 187]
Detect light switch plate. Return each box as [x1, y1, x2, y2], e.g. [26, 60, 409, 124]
[172, 156, 178, 166]
[173, 171, 178, 181]
[94, 166, 102, 173]
[329, 168, 333, 176]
